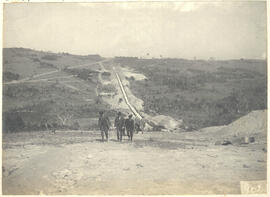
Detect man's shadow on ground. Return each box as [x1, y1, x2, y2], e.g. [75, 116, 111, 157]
[95, 139, 131, 143]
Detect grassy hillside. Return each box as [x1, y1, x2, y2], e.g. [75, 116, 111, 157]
[3, 48, 110, 132]
[114, 57, 267, 129]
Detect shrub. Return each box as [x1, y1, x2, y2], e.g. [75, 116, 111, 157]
[3, 72, 20, 82]
[40, 61, 55, 68]
[3, 112, 25, 132]
[41, 55, 59, 61]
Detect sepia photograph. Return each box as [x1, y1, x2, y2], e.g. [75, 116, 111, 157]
[2, 1, 267, 195]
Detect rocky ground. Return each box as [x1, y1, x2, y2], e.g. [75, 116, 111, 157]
[2, 127, 267, 195]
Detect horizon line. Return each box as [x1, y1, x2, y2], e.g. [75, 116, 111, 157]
[3, 47, 267, 61]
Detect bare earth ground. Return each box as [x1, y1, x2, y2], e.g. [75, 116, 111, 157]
[2, 130, 266, 195]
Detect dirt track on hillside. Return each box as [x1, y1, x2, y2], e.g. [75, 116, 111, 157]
[2, 130, 267, 195]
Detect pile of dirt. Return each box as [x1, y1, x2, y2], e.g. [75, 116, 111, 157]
[145, 115, 183, 131]
[212, 110, 267, 144]
[121, 67, 147, 81]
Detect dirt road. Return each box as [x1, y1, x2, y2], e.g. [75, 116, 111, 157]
[2, 130, 266, 195]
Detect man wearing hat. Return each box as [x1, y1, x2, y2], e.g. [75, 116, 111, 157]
[114, 112, 125, 141]
[125, 114, 135, 141]
[98, 111, 111, 142]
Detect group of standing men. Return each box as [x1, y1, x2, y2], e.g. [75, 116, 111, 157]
[98, 111, 135, 142]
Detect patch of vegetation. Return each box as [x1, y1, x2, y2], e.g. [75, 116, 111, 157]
[3, 112, 25, 132]
[3, 87, 110, 132]
[41, 54, 59, 61]
[98, 84, 116, 93]
[3, 72, 20, 82]
[101, 72, 111, 81]
[86, 54, 102, 61]
[39, 61, 56, 69]
[65, 68, 99, 83]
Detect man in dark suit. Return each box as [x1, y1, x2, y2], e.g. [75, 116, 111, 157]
[125, 114, 135, 141]
[114, 112, 125, 141]
[98, 111, 111, 142]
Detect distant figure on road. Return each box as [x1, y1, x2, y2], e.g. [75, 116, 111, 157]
[125, 114, 135, 141]
[98, 111, 111, 142]
[114, 112, 125, 142]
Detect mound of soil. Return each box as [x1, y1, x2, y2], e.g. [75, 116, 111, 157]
[212, 110, 267, 144]
[146, 115, 183, 131]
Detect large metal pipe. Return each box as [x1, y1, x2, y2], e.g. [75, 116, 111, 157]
[114, 70, 143, 120]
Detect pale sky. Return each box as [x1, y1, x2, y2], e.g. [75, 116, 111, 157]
[3, 2, 267, 59]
